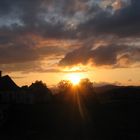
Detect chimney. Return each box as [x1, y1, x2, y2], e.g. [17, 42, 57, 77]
[0, 70, 2, 78]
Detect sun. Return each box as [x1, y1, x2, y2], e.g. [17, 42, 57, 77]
[67, 73, 81, 85]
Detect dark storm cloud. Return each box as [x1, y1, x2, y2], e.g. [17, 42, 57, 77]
[0, 0, 88, 71]
[0, 42, 65, 64]
[0, 61, 43, 73]
[0, 28, 65, 65]
[59, 0, 140, 67]
[0, 0, 102, 39]
[0, 0, 82, 40]
[59, 44, 140, 67]
[78, 0, 140, 38]
[0, 0, 41, 16]
[0, 0, 139, 38]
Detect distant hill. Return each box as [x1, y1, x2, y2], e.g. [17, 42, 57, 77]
[94, 85, 140, 102]
[94, 85, 120, 93]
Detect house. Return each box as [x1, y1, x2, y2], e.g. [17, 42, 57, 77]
[0, 71, 21, 103]
[0, 71, 19, 91]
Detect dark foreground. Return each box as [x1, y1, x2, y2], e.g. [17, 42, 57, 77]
[0, 88, 140, 140]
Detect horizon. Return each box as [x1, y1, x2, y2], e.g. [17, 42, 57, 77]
[1, 71, 139, 88]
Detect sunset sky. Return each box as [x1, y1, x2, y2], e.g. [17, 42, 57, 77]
[0, 0, 140, 86]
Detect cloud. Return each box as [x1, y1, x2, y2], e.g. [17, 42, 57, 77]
[0, 35, 65, 65]
[0, 0, 115, 39]
[78, 0, 140, 38]
[0, 0, 138, 39]
[0, 61, 41, 73]
[0, 62, 87, 74]
[0, 0, 136, 40]
[0, 0, 140, 73]
[59, 44, 140, 67]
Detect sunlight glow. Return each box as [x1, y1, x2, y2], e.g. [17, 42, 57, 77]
[67, 73, 82, 85]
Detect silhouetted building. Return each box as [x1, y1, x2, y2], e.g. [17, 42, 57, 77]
[0, 72, 19, 91]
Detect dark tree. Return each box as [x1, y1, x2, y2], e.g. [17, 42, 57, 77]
[79, 78, 94, 93]
[57, 80, 72, 93]
[29, 81, 52, 103]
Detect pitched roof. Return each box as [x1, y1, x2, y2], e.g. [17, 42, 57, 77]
[0, 75, 19, 91]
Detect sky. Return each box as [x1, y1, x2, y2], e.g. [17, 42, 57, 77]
[0, 0, 140, 86]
